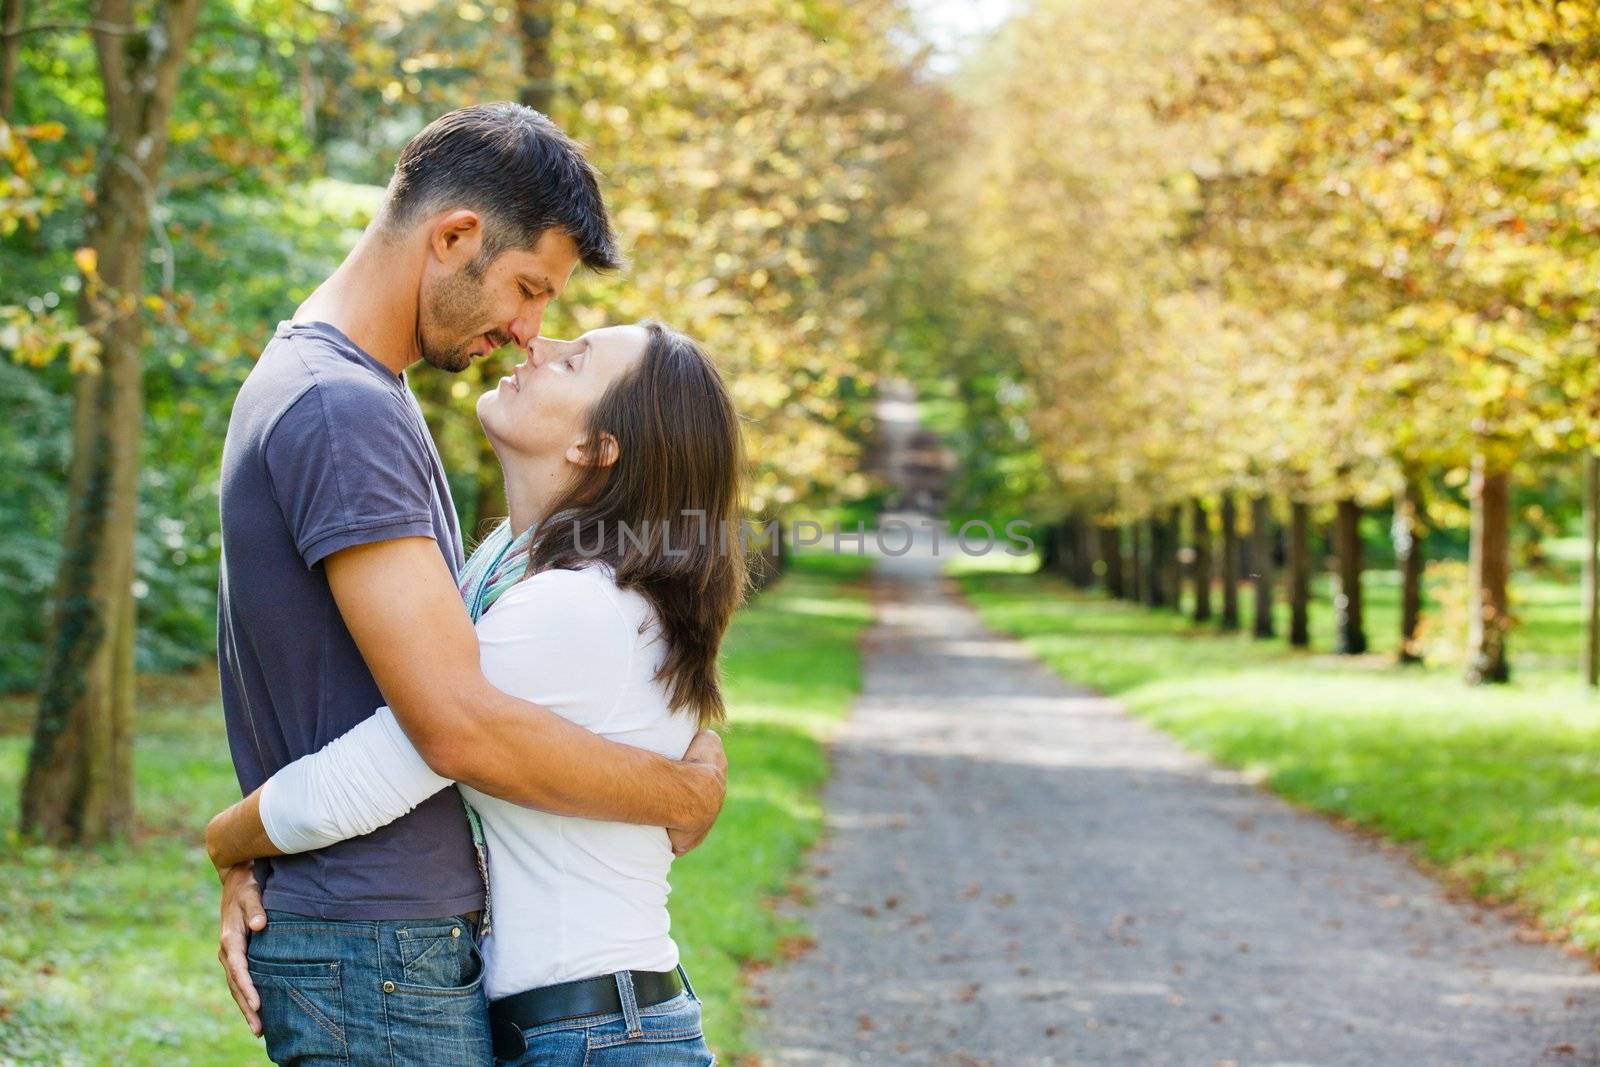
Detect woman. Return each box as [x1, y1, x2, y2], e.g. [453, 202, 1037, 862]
[207, 320, 745, 1065]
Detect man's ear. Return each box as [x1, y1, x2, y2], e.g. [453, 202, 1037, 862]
[428, 210, 484, 267]
[566, 433, 620, 469]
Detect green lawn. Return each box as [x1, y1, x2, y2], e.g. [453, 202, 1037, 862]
[958, 560, 1600, 955]
[0, 552, 872, 1065]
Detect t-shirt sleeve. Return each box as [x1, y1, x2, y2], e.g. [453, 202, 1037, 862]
[263, 380, 438, 569]
[474, 568, 637, 733]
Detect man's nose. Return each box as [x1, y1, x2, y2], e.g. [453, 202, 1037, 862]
[509, 307, 546, 350]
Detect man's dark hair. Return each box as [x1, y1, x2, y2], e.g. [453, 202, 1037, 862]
[381, 102, 624, 272]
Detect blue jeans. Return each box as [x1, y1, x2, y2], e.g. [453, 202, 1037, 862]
[248, 909, 492, 1066]
[497, 970, 714, 1066]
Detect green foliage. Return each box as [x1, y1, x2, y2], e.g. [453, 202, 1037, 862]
[0, 363, 69, 690]
[0, 556, 872, 1063]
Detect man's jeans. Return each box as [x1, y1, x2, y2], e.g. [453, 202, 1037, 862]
[249, 909, 492, 1066]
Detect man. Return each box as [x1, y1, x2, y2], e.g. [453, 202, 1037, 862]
[214, 103, 727, 1063]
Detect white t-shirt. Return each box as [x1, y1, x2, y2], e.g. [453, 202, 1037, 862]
[258, 564, 698, 1000]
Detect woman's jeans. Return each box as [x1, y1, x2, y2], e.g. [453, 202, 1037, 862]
[497, 969, 714, 1066]
[248, 909, 492, 1066]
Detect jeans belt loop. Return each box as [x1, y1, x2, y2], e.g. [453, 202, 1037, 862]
[614, 969, 643, 1038]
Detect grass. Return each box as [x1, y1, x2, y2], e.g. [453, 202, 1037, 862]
[957, 556, 1600, 957]
[0, 552, 872, 1065]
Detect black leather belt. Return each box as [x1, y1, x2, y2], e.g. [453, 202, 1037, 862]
[489, 969, 683, 1059]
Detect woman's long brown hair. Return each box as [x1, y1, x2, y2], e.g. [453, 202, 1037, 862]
[522, 321, 747, 728]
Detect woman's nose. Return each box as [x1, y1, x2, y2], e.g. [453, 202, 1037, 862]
[525, 336, 571, 367]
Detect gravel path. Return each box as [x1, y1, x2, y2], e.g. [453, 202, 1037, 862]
[751, 530, 1600, 1066]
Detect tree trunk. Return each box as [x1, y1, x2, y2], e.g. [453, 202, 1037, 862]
[1060, 516, 1083, 584]
[1466, 455, 1511, 685]
[22, 0, 203, 845]
[1072, 520, 1095, 589]
[1129, 523, 1145, 603]
[517, 0, 557, 112]
[1099, 522, 1124, 599]
[296, 47, 318, 140]
[0, 0, 22, 119]
[1288, 499, 1310, 647]
[1219, 492, 1240, 631]
[1333, 497, 1367, 655]
[1395, 473, 1427, 665]
[1058, 517, 1079, 580]
[1585, 453, 1599, 688]
[1038, 523, 1061, 574]
[1250, 495, 1275, 638]
[1143, 516, 1166, 607]
[1162, 505, 1182, 612]
[1190, 498, 1212, 622]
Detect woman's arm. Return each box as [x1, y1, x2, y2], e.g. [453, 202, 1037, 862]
[206, 705, 452, 871]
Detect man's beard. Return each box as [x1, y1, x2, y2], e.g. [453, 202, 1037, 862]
[420, 262, 497, 373]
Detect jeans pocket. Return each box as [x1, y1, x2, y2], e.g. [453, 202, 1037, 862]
[383, 968, 492, 1067]
[500, 1025, 587, 1066]
[384, 924, 489, 1060]
[395, 920, 478, 989]
[586, 994, 708, 1054]
[248, 958, 348, 1066]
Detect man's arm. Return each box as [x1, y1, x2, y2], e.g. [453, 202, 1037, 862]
[325, 536, 725, 830]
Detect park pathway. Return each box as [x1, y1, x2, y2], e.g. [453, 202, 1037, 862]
[751, 530, 1600, 1066]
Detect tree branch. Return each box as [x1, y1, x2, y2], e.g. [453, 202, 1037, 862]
[0, 19, 139, 40]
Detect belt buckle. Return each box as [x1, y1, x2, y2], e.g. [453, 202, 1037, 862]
[491, 1015, 528, 1060]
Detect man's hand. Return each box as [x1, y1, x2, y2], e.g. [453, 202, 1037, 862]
[217, 862, 267, 1037]
[667, 730, 728, 857]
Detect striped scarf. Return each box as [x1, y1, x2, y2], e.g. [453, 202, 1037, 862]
[457, 520, 533, 623]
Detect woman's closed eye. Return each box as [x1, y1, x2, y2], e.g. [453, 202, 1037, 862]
[550, 352, 585, 374]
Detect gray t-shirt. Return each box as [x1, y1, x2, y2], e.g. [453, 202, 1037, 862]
[218, 320, 482, 920]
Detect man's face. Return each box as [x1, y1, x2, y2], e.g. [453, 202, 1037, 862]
[418, 224, 581, 373]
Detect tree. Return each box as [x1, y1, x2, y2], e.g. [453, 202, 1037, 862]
[1219, 492, 1240, 631]
[1098, 522, 1125, 599]
[22, 0, 204, 845]
[1287, 499, 1310, 648]
[1144, 515, 1168, 608]
[1130, 522, 1145, 603]
[1250, 495, 1275, 638]
[1162, 505, 1182, 612]
[1586, 453, 1600, 688]
[1394, 473, 1427, 665]
[1467, 453, 1511, 684]
[0, 0, 21, 118]
[1332, 498, 1367, 656]
[1190, 498, 1212, 622]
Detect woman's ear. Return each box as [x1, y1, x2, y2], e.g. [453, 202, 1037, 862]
[566, 432, 620, 469]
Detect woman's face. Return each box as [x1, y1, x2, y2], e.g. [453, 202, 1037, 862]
[477, 324, 648, 465]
